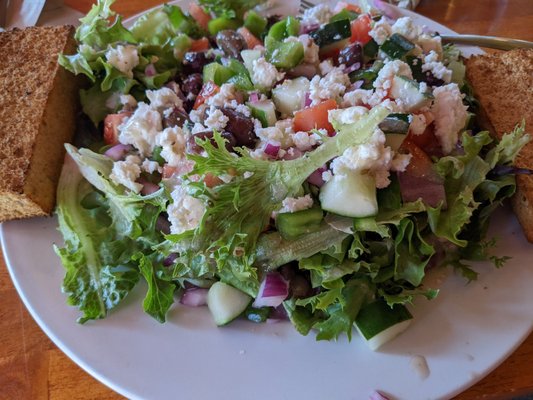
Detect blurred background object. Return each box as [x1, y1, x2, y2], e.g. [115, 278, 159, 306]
[382, 0, 421, 9]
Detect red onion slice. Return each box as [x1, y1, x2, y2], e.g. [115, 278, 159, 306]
[369, 391, 391, 400]
[138, 179, 160, 196]
[287, 63, 318, 79]
[372, 0, 402, 19]
[300, 23, 320, 35]
[397, 172, 447, 208]
[304, 92, 312, 108]
[253, 272, 289, 308]
[156, 215, 171, 234]
[264, 141, 281, 158]
[269, 304, 289, 320]
[104, 144, 132, 161]
[307, 165, 327, 187]
[348, 80, 365, 92]
[249, 91, 260, 104]
[180, 287, 209, 307]
[163, 253, 178, 267]
[343, 62, 362, 74]
[145, 63, 157, 77]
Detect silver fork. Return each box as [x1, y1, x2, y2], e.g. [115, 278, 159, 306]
[299, 0, 315, 13]
[298, 0, 533, 51]
[441, 34, 533, 51]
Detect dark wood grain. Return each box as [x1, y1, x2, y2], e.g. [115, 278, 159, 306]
[2, 1, 533, 399]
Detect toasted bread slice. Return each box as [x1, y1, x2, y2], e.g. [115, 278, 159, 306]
[466, 49, 533, 242]
[0, 26, 81, 221]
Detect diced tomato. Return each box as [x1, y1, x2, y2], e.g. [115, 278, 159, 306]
[162, 165, 178, 179]
[350, 14, 372, 45]
[319, 39, 350, 60]
[293, 99, 338, 135]
[193, 81, 220, 110]
[333, 1, 362, 14]
[188, 3, 211, 31]
[344, 3, 362, 13]
[103, 112, 131, 145]
[406, 123, 443, 157]
[237, 27, 262, 49]
[203, 173, 223, 188]
[398, 139, 446, 207]
[399, 139, 441, 182]
[190, 37, 210, 52]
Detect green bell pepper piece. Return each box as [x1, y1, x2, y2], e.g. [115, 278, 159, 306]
[244, 11, 268, 37]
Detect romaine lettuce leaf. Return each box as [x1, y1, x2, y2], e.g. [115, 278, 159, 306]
[136, 253, 176, 323]
[55, 155, 140, 323]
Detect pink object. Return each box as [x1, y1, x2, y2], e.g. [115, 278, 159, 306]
[307, 166, 327, 187]
[304, 92, 313, 108]
[180, 287, 209, 307]
[139, 180, 160, 196]
[343, 62, 362, 74]
[397, 172, 447, 208]
[145, 63, 157, 77]
[287, 63, 318, 79]
[268, 304, 289, 320]
[372, 0, 402, 19]
[299, 23, 320, 35]
[252, 272, 289, 308]
[369, 390, 391, 400]
[249, 91, 260, 104]
[104, 144, 132, 161]
[264, 142, 281, 158]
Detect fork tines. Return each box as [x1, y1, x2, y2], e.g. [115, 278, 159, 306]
[300, 0, 315, 12]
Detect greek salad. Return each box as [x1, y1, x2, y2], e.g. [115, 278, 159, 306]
[57, 0, 529, 349]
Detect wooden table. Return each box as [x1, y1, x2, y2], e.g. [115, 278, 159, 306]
[1, 1, 533, 399]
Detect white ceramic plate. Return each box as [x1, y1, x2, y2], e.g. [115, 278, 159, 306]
[2, 3, 531, 400]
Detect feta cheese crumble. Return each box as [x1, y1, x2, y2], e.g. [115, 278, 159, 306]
[292, 131, 319, 151]
[206, 83, 238, 108]
[319, 59, 335, 75]
[342, 89, 374, 107]
[146, 87, 183, 113]
[118, 102, 162, 156]
[330, 128, 408, 188]
[418, 34, 443, 56]
[328, 106, 368, 125]
[120, 94, 137, 109]
[279, 194, 314, 214]
[299, 34, 320, 64]
[431, 83, 468, 154]
[373, 59, 413, 94]
[301, 4, 333, 26]
[369, 17, 392, 45]
[105, 44, 139, 78]
[251, 58, 285, 90]
[110, 155, 142, 193]
[409, 113, 428, 136]
[422, 51, 452, 83]
[309, 68, 350, 105]
[391, 17, 423, 42]
[156, 126, 188, 167]
[167, 186, 206, 234]
[204, 107, 229, 131]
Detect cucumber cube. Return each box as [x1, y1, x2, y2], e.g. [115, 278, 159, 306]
[389, 75, 433, 112]
[271, 77, 310, 117]
[248, 100, 277, 127]
[207, 282, 252, 326]
[319, 172, 378, 218]
[355, 300, 413, 351]
[276, 207, 323, 240]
